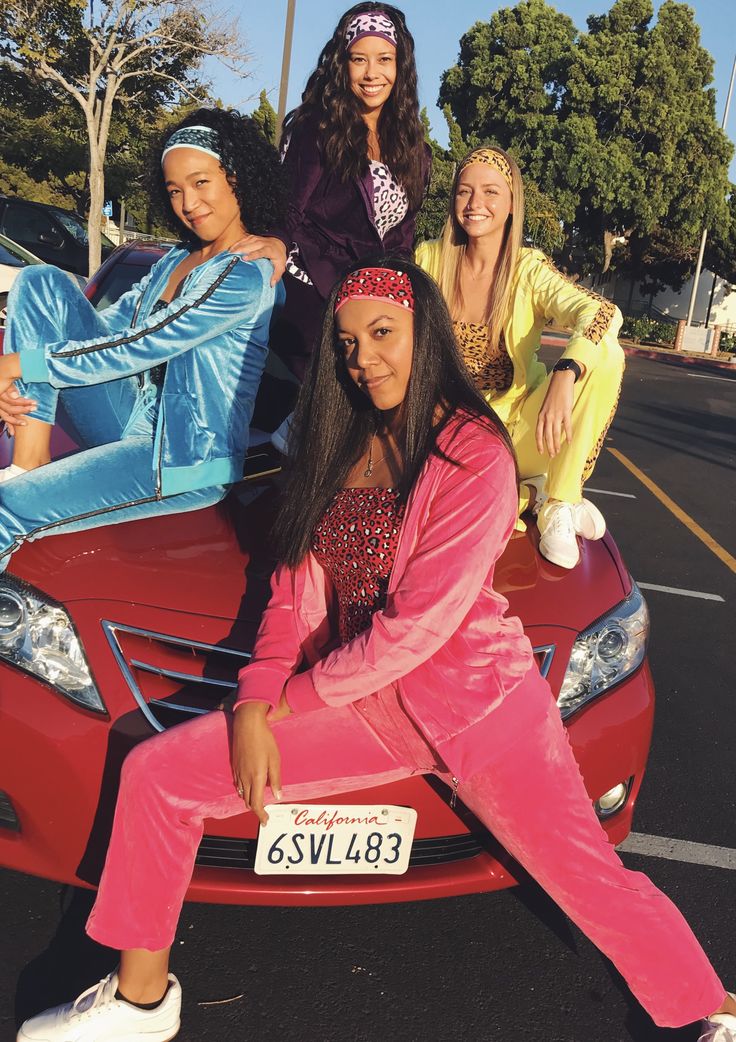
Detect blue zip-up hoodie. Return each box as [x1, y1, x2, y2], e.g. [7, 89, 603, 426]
[19, 246, 284, 497]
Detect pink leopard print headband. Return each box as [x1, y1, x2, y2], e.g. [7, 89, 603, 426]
[344, 12, 397, 48]
[335, 267, 414, 313]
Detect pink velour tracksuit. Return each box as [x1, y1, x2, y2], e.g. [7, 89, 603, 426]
[86, 414, 725, 1027]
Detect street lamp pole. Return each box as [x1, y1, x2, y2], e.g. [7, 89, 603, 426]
[276, 0, 297, 141]
[686, 52, 736, 326]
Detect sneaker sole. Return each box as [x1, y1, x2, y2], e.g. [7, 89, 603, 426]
[539, 542, 580, 569]
[17, 1021, 180, 1042]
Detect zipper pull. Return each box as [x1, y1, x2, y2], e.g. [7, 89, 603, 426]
[450, 776, 459, 809]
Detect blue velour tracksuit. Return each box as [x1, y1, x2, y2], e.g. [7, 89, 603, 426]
[0, 246, 283, 568]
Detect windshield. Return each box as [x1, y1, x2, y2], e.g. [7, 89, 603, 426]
[90, 263, 152, 311]
[0, 242, 28, 268]
[53, 210, 115, 249]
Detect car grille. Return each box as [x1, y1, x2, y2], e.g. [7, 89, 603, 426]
[102, 621, 250, 733]
[195, 832, 485, 871]
[103, 620, 556, 734]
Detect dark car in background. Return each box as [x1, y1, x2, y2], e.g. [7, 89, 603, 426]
[0, 196, 116, 276]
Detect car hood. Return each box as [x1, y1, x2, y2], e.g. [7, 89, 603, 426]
[7, 481, 630, 636]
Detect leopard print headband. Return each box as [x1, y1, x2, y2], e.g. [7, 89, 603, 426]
[458, 148, 513, 189]
[335, 268, 414, 313]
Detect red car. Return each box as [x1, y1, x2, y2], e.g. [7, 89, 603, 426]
[0, 243, 653, 906]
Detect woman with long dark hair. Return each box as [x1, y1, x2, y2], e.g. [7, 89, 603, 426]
[235, 2, 430, 381]
[0, 108, 284, 568]
[18, 260, 735, 1042]
[416, 146, 625, 570]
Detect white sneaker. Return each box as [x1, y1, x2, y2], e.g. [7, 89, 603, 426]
[17, 971, 181, 1041]
[0, 464, 27, 483]
[571, 498, 606, 540]
[537, 500, 580, 569]
[700, 994, 736, 1041]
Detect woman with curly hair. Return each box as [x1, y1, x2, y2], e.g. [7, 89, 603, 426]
[237, 2, 431, 381]
[0, 107, 285, 568]
[416, 146, 625, 570]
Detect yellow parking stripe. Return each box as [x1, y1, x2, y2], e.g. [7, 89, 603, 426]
[607, 446, 736, 576]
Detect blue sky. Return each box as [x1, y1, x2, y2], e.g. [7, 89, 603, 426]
[208, 1, 736, 180]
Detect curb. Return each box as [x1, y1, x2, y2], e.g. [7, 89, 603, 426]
[541, 331, 736, 379]
[620, 343, 736, 377]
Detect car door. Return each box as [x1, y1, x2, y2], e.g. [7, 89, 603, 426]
[0, 201, 80, 273]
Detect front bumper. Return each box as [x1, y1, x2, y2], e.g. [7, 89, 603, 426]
[0, 618, 654, 906]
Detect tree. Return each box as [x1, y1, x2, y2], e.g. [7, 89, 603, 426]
[0, 0, 250, 274]
[439, 0, 577, 212]
[438, 0, 733, 286]
[562, 0, 732, 273]
[251, 89, 277, 146]
[706, 187, 736, 285]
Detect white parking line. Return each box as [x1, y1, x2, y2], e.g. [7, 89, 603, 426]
[685, 372, 736, 383]
[636, 582, 724, 602]
[618, 832, 736, 871]
[585, 487, 637, 499]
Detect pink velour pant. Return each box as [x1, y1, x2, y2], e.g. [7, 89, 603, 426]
[85, 675, 724, 1028]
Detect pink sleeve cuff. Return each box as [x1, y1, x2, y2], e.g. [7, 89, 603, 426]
[234, 664, 287, 712]
[284, 672, 325, 713]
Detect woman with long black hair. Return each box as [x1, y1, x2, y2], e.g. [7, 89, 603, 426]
[17, 260, 736, 1042]
[236, 2, 431, 381]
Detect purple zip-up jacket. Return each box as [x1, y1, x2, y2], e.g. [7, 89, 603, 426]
[270, 113, 432, 298]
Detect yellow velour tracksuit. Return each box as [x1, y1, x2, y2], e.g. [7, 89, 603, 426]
[414, 240, 625, 509]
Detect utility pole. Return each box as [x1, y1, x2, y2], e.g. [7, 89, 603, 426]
[276, 0, 297, 141]
[686, 52, 736, 326]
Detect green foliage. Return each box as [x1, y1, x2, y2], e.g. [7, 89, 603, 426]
[252, 90, 277, 146]
[439, 0, 734, 288]
[619, 315, 677, 345]
[414, 108, 456, 242]
[706, 187, 736, 284]
[719, 332, 736, 353]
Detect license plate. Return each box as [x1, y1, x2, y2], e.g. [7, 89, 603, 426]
[254, 804, 417, 875]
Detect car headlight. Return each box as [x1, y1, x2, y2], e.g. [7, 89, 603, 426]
[557, 582, 649, 719]
[0, 576, 105, 713]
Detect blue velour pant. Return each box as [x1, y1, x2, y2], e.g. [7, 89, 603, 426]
[0, 267, 227, 569]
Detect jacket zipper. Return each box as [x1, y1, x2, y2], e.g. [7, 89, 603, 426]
[0, 493, 161, 562]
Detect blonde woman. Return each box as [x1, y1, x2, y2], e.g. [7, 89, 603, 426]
[415, 146, 624, 569]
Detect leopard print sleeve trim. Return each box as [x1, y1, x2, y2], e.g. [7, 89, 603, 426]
[539, 255, 617, 346]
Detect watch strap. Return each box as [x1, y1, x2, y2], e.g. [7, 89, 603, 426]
[552, 359, 582, 382]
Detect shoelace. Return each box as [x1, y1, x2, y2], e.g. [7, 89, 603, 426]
[547, 503, 575, 535]
[71, 973, 118, 1018]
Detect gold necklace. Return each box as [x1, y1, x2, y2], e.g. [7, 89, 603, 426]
[363, 433, 388, 478]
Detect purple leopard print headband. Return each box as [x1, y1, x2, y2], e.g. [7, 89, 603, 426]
[344, 12, 397, 48]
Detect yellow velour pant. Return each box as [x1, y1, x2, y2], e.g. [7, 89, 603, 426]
[486, 351, 624, 521]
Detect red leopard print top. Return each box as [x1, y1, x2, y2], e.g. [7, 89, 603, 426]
[312, 487, 406, 644]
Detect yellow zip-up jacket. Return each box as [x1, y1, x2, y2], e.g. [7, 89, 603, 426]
[414, 240, 624, 425]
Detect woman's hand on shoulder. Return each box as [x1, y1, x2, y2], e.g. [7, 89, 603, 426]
[536, 369, 576, 457]
[231, 701, 284, 825]
[229, 235, 287, 287]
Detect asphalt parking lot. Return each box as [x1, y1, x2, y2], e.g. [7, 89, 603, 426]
[2, 354, 735, 1042]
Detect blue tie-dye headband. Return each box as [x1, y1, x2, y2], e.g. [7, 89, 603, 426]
[161, 125, 222, 165]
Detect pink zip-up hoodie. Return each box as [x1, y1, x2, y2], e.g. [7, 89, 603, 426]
[236, 413, 541, 778]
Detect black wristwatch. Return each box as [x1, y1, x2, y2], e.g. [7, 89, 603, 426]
[552, 359, 582, 382]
